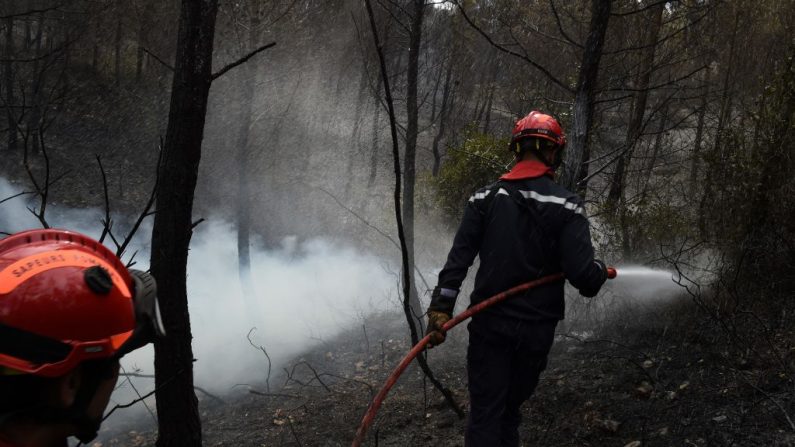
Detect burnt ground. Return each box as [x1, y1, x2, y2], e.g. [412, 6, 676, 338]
[95, 301, 795, 447]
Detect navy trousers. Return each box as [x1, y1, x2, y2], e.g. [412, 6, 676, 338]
[465, 314, 556, 447]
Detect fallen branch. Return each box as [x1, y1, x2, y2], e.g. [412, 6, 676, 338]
[248, 390, 302, 399]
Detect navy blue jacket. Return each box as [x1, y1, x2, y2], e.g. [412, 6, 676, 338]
[429, 170, 606, 321]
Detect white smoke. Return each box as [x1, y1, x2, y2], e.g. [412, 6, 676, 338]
[0, 177, 399, 419]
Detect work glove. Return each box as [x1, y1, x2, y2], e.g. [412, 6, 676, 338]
[425, 310, 451, 347]
[579, 259, 608, 298]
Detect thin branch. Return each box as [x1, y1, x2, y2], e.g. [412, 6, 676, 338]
[549, 0, 583, 48]
[0, 4, 63, 19]
[599, 65, 708, 93]
[0, 190, 33, 206]
[193, 385, 227, 404]
[364, 0, 464, 420]
[286, 415, 304, 447]
[454, 0, 573, 94]
[247, 327, 272, 392]
[96, 156, 112, 244]
[119, 372, 226, 404]
[116, 143, 162, 259]
[735, 370, 795, 431]
[120, 366, 157, 423]
[309, 183, 431, 291]
[141, 47, 174, 72]
[604, 5, 716, 55]
[23, 132, 51, 229]
[0, 35, 80, 63]
[284, 361, 331, 393]
[211, 42, 276, 81]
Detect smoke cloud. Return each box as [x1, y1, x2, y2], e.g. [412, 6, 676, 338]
[0, 177, 399, 416]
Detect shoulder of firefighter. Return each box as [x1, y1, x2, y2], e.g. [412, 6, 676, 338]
[428, 175, 608, 319]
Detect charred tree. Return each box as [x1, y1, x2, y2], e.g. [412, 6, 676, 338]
[235, 6, 263, 285]
[606, 1, 664, 208]
[368, 72, 382, 187]
[149, 1, 219, 446]
[402, 0, 426, 329]
[689, 69, 710, 198]
[135, 1, 155, 82]
[363, 0, 464, 420]
[431, 56, 454, 176]
[699, 10, 740, 238]
[27, 12, 44, 154]
[4, 13, 16, 152]
[559, 0, 611, 195]
[114, 16, 122, 86]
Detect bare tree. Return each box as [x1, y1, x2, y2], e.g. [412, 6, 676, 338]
[150, 1, 220, 445]
[606, 1, 665, 209]
[558, 0, 611, 194]
[401, 0, 427, 329]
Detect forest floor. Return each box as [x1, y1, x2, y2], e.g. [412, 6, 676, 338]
[95, 299, 795, 447]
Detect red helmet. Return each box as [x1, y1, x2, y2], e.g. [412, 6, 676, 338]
[509, 111, 567, 155]
[0, 229, 164, 377]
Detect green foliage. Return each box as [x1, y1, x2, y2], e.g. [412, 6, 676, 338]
[425, 127, 513, 220]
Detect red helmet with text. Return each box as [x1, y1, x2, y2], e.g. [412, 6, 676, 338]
[509, 111, 567, 159]
[0, 229, 164, 377]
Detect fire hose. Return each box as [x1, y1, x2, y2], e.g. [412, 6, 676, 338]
[351, 267, 617, 447]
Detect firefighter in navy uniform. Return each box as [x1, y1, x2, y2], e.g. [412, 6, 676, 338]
[426, 111, 609, 446]
[0, 229, 165, 447]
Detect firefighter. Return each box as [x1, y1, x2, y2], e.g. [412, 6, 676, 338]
[426, 111, 608, 446]
[0, 229, 165, 447]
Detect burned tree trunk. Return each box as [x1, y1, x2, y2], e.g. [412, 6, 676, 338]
[699, 11, 740, 238]
[150, 1, 218, 446]
[689, 69, 710, 198]
[559, 0, 611, 195]
[114, 16, 122, 86]
[27, 12, 44, 154]
[235, 8, 262, 285]
[432, 56, 454, 176]
[368, 72, 382, 187]
[363, 0, 463, 420]
[135, 1, 154, 82]
[606, 1, 664, 208]
[402, 0, 426, 329]
[4, 14, 16, 152]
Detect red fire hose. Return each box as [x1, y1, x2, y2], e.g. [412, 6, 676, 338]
[351, 267, 616, 446]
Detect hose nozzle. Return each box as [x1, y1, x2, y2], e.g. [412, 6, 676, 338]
[607, 267, 617, 279]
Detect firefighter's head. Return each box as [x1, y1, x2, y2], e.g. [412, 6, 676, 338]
[509, 111, 567, 168]
[0, 229, 164, 444]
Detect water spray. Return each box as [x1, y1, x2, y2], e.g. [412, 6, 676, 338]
[351, 267, 618, 446]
